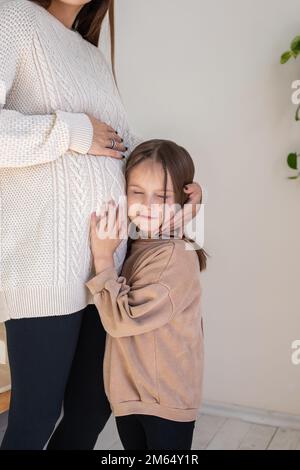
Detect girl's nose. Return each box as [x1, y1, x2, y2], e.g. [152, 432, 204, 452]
[141, 195, 152, 210]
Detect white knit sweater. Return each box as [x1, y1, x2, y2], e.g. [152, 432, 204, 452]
[0, 0, 206, 322]
[0, 0, 144, 321]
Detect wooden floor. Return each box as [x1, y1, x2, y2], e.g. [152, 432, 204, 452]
[2, 411, 299, 450]
[0, 392, 10, 415]
[96, 414, 300, 450]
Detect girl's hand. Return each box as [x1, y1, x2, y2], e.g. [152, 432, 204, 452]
[89, 200, 123, 274]
[86, 114, 128, 160]
[183, 182, 202, 206]
[159, 182, 203, 237]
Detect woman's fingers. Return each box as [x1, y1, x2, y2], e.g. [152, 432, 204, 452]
[105, 124, 120, 134]
[100, 148, 125, 159]
[87, 115, 127, 158]
[104, 138, 127, 153]
[108, 131, 123, 143]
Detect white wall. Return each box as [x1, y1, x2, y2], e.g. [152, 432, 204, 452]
[115, 0, 300, 416]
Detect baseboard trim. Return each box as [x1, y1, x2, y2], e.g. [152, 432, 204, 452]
[200, 400, 300, 430]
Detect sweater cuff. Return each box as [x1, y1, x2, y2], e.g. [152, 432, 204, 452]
[85, 266, 119, 295]
[55, 110, 93, 154]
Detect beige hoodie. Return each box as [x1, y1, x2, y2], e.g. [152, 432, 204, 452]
[85, 237, 204, 422]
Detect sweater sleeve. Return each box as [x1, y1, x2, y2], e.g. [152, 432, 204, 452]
[0, 1, 93, 168]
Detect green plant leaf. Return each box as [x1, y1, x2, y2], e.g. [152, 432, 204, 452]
[287, 175, 299, 179]
[295, 104, 300, 121]
[280, 50, 292, 64]
[291, 36, 300, 54]
[287, 152, 298, 169]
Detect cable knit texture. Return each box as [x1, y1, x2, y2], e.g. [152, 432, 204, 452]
[0, 0, 144, 321]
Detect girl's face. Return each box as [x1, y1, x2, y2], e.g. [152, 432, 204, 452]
[127, 160, 176, 237]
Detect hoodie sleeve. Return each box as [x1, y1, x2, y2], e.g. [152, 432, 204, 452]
[85, 244, 176, 337]
[0, 1, 93, 168]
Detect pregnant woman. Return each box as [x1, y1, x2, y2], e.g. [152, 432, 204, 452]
[0, 0, 143, 450]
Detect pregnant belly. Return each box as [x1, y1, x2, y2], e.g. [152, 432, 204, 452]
[87, 154, 126, 209]
[0, 155, 127, 286]
[87, 156, 128, 274]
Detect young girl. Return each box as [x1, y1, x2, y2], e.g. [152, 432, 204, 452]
[85, 139, 207, 450]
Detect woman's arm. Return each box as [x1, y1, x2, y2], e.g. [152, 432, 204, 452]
[0, 1, 93, 168]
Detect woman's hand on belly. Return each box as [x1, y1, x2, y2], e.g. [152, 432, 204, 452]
[86, 114, 128, 159]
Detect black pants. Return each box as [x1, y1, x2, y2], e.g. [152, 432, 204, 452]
[0, 304, 111, 450]
[115, 414, 195, 450]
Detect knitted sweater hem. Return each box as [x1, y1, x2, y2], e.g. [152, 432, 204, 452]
[0, 282, 95, 322]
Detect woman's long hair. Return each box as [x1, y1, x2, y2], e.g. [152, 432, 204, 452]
[29, 1, 117, 83]
[125, 139, 209, 272]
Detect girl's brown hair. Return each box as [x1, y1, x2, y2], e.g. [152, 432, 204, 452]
[29, 0, 117, 83]
[125, 139, 209, 272]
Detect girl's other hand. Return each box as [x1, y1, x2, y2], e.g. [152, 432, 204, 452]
[183, 182, 202, 206]
[86, 114, 128, 159]
[159, 182, 203, 236]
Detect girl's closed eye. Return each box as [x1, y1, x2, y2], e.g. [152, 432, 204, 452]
[131, 191, 168, 199]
